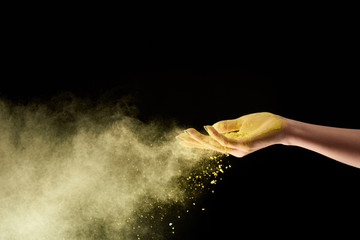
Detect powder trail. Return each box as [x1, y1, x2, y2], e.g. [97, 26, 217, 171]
[0, 98, 228, 239]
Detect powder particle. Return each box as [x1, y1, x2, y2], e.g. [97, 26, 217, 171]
[1, 99, 232, 240]
[222, 112, 284, 140]
[0, 96, 235, 240]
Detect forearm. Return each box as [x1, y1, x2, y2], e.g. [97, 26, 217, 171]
[281, 118, 360, 168]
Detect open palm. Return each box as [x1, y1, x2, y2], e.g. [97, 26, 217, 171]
[177, 112, 286, 157]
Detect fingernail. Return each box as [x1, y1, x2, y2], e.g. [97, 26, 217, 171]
[203, 125, 209, 132]
[184, 130, 191, 136]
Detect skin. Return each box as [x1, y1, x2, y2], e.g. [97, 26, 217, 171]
[177, 112, 360, 169]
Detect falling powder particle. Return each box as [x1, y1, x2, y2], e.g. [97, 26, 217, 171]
[0, 97, 233, 240]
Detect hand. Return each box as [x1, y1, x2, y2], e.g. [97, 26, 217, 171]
[177, 112, 287, 157]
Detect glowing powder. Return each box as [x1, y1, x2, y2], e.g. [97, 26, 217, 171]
[224, 130, 248, 138]
[0, 98, 233, 239]
[223, 112, 284, 140]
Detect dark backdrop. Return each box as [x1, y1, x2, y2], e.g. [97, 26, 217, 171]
[2, 12, 359, 239]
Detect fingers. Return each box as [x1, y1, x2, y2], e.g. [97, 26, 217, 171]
[212, 117, 243, 133]
[177, 132, 201, 145]
[176, 127, 250, 157]
[204, 125, 238, 148]
[179, 140, 209, 149]
[184, 128, 221, 150]
[183, 128, 235, 153]
[176, 132, 209, 149]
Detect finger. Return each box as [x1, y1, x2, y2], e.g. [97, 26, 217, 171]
[185, 128, 222, 149]
[185, 128, 214, 147]
[212, 118, 243, 133]
[204, 125, 238, 148]
[178, 139, 209, 149]
[176, 133, 209, 149]
[176, 132, 202, 145]
[185, 128, 236, 153]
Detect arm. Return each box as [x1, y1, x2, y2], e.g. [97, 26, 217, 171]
[282, 118, 360, 168]
[177, 112, 360, 169]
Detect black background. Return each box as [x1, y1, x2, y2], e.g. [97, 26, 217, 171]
[2, 8, 359, 239]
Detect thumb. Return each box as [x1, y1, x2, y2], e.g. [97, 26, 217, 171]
[212, 118, 243, 133]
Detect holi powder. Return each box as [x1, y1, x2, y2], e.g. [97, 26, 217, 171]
[222, 112, 284, 140]
[224, 130, 247, 138]
[0, 96, 232, 240]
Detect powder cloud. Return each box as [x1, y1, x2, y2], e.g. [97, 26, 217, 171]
[0, 96, 208, 239]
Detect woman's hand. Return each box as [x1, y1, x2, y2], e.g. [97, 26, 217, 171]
[177, 112, 287, 157]
[178, 112, 360, 168]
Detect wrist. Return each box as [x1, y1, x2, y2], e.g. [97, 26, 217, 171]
[278, 117, 298, 146]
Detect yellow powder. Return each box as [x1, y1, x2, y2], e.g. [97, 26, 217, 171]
[223, 130, 247, 138]
[222, 112, 284, 140]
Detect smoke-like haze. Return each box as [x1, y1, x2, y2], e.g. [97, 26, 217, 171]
[0, 95, 226, 239]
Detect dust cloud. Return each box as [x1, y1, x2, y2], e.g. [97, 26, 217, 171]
[0, 95, 226, 239]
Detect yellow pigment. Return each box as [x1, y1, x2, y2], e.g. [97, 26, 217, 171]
[0, 98, 233, 240]
[222, 112, 284, 139]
